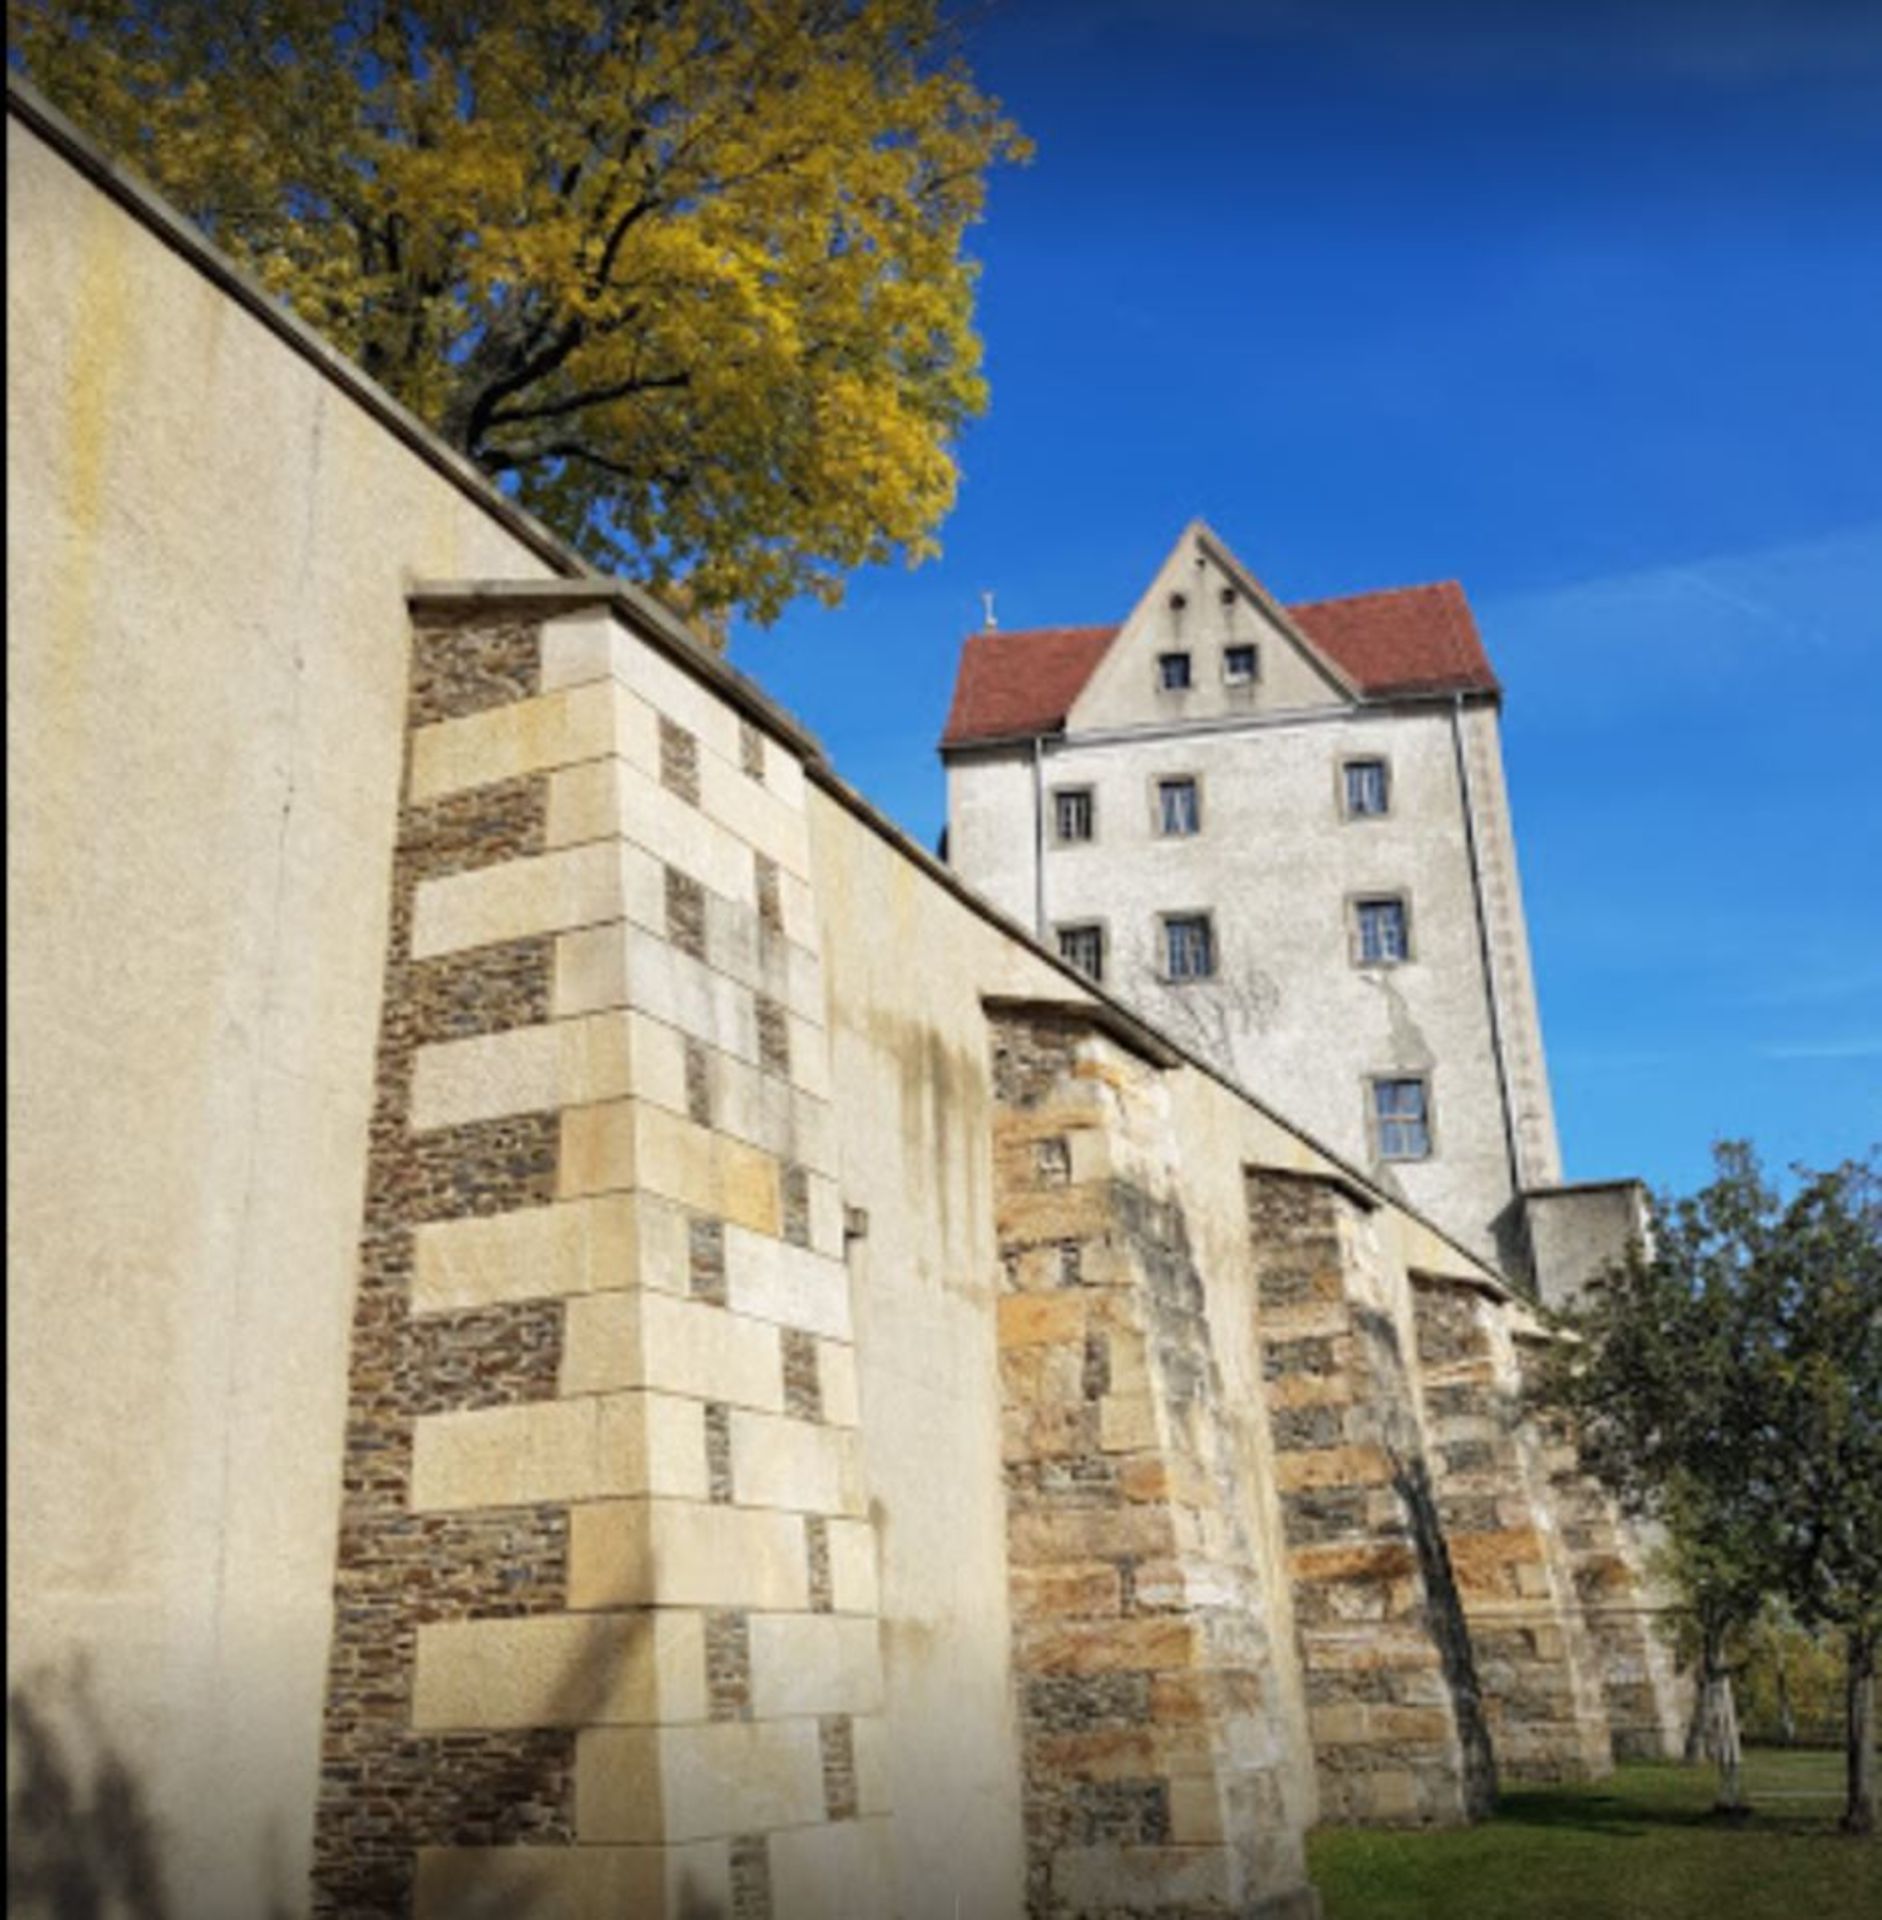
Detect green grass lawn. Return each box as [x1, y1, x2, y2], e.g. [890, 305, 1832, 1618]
[1307, 1749, 1879, 1920]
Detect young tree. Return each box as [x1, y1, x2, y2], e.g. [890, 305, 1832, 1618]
[9, 0, 1025, 621]
[1533, 1142, 1787, 1813]
[1756, 1155, 1882, 1834]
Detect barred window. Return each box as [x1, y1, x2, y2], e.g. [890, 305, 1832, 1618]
[1157, 777, 1200, 838]
[1054, 787, 1095, 843]
[1163, 914, 1215, 981]
[1344, 758, 1389, 818]
[1057, 923, 1105, 983]
[1158, 651, 1193, 692]
[1354, 896, 1409, 966]
[1372, 1077, 1432, 1160]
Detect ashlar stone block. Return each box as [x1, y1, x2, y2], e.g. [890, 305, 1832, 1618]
[415, 1840, 731, 1920]
[412, 1608, 707, 1730]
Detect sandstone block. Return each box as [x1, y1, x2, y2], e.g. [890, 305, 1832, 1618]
[826, 1517, 880, 1615]
[747, 1612, 883, 1719]
[412, 1609, 707, 1730]
[415, 1840, 730, 1920]
[561, 1287, 789, 1411]
[570, 1499, 811, 1611]
[1010, 1562, 1124, 1619]
[407, 680, 619, 803]
[769, 1813, 896, 1920]
[411, 841, 628, 959]
[721, 1227, 852, 1338]
[728, 1409, 864, 1515]
[410, 1392, 705, 1511]
[577, 1718, 825, 1843]
[409, 1011, 636, 1130]
[998, 1292, 1088, 1348]
[412, 1193, 644, 1314]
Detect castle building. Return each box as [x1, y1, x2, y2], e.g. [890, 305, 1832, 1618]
[942, 523, 1622, 1289]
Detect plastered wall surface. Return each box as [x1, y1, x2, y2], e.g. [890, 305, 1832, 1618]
[950, 703, 1523, 1266]
[7, 113, 559, 1920]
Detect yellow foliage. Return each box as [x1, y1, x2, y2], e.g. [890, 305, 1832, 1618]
[10, 0, 1027, 621]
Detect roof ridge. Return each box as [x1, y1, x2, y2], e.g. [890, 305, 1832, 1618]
[1288, 579, 1462, 612]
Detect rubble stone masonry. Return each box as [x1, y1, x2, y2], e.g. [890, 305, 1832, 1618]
[990, 1008, 1319, 1920]
[313, 596, 893, 1918]
[1245, 1171, 1495, 1825]
[1411, 1282, 1612, 1782]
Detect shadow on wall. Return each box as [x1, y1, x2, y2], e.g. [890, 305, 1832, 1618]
[357, 1607, 738, 1920]
[1352, 1303, 1499, 1818]
[11, 1626, 736, 1920]
[7, 1661, 174, 1920]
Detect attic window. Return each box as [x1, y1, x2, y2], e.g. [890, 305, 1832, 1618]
[1157, 652, 1193, 692]
[1219, 586, 1237, 606]
[1223, 644, 1259, 685]
[1168, 591, 1188, 612]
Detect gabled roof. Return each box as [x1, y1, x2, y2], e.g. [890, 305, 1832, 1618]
[939, 578, 1498, 749]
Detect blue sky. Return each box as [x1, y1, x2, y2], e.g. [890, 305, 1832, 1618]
[734, 0, 1882, 1195]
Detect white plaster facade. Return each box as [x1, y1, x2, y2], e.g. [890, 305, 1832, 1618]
[944, 525, 1564, 1277]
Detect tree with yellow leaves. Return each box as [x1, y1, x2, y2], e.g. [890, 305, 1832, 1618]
[10, 1, 1025, 620]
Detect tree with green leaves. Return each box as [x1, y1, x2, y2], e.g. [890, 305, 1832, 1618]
[1534, 1142, 1788, 1814]
[1753, 1154, 1881, 1834]
[8, 0, 1026, 622]
[1538, 1141, 1881, 1831]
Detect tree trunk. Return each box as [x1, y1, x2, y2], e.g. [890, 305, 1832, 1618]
[1682, 1665, 1710, 1766]
[1700, 1630, 1744, 1813]
[1845, 1628, 1876, 1837]
[1712, 1668, 1743, 1813]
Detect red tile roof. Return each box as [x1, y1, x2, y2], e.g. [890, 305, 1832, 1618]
[939, 624, 1118, 749]
[1289, 581, 1498, 700]
[938, 582, 1497, 748]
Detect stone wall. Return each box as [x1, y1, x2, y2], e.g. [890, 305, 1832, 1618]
[1410, 1282, 1612, 1783]
[989, 1009, 1318, 1920]
[1512, 1337, 1687, 1761]
[312, 595, 891, 1918]
[1246, 1172, 1495, 1825]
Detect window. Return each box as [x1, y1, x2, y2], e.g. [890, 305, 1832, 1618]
[1223, 644, 1259, 685]
[1162, 913, 1215, 981]
[1371, 1077, 1432, 1160]
[1158, 651, 1193, 692]
[1057, 923, 1105, 983]
[1353, 895, 1410, 966]
[1343, 757, 1390, 818]
[1053, 787, 1095, 844]
[1157, 777, 1201, 838]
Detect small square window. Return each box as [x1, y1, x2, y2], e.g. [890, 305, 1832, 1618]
[1223, 644, 1259, 685]
[1354, 896, 1409, 966]
[1158, 651, 1193, 692]
[1344, 758, 1390, 818]
[1163, 914, 1215, 981]
[1157, 777, 1200, 838]
[1057, 923, 1105, 983]
[1054, 788, 1095, 844]
[1372, 1077, 1432, 1160]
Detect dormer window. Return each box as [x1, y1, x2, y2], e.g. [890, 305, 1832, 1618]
[1223, 644, 1259, 685]
[1158, 652, 1192, 692]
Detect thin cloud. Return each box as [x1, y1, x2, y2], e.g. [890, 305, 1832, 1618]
[1761, 1037, 1882, 1062]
